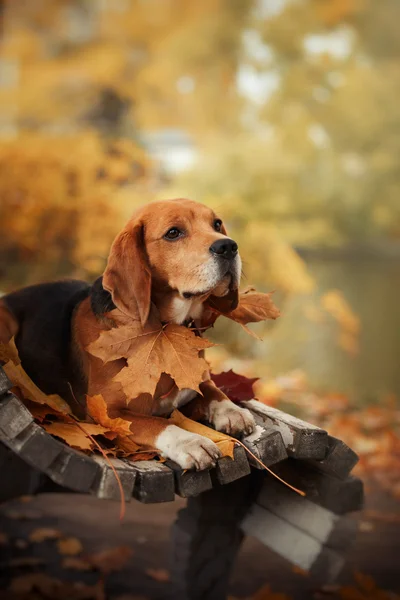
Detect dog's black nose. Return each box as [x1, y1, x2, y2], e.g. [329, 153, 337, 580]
[209, 238, 238, 260]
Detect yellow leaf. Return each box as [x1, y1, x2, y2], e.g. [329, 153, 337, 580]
[87, 315, 213, 399]
[57, 537, 83, 556]
[42, 421, 111, 452]
[0, 337, 20, 365]
[86, 394, 132, 435]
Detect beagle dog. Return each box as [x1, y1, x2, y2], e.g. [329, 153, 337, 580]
[0, 199, 255, 470]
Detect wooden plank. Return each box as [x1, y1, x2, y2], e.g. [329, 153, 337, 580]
[271, 459, 364, 515]
[91, 456, 136, 501]
[165, 460, 213, 498]
[0, 393, 33, 440]
[6, 422, 64, 471]
[127, 460, 175, 503]
[241, 504, 345, 583]
[242, 423, 287, 468]
[307, 436, 359, 479]
[256, 475, 358, 550]
[213, 445, 250, 485]
[47, 447, 101, 493]
[0, 368, 12, 396]
[244, 400, 328, 460]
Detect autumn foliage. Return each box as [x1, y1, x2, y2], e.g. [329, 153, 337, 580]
[0, 133, 152, 288]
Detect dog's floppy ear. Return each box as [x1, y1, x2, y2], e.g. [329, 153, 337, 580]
[103, 220, 151, 325]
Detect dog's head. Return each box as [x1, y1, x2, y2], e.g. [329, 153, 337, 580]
[103, 198, 241, 324]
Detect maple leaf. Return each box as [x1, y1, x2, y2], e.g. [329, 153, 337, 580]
[57, 537, 83, 556]
[86, 394, 157, 459]
[0, 337, 20, 365]
[207, 286, 280, 324]
[84, 546, 133, 575]
[86, 394, 133, 435]
[211, 370, 259, 403]
[87, 315, 213, 399]
[29, 528, 62, 543]
[42, 421, 114, 452]
[145, 568, 170, 582]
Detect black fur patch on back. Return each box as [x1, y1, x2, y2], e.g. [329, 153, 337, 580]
[90, 276, 115, 316]
[4, 280, 91, 416]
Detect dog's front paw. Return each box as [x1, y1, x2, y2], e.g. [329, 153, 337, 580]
[209, 399, 256, 437]
[155, 425, 222, 471]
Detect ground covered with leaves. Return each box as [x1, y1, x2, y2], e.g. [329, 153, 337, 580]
[0, 479, 399, 600]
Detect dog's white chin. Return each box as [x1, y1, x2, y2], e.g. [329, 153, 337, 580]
[181, 254, 241, 298]
[210, 274, 232, 297]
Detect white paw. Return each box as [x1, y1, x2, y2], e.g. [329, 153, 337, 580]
[155, 425, 222, 471]
[209, 399, 256, 437]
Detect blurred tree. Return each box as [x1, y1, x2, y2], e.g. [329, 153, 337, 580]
[0, 133, 152, 288]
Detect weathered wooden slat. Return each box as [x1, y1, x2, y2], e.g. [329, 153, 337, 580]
[244, 400, 328, 460]
[0, 393, 33, 440]
[47, 448, 101, 493]
[242, 423, 287, 468]
[7, 422, 64, 471]
[165, 460, 213, 498]
[213, 445, 250, 485]
[91, 456, 136, 501]
[271, 459, 364, 515]
[126, 460, 175, 503]
[0, 368, 12, 396]
[255, 475, 358, 549]
[241, 504, 345, 583]
[307, 436, 359, 480]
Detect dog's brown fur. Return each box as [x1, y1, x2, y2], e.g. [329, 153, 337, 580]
[0, 199, 254, 466]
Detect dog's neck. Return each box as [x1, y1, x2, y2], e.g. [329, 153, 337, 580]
[90, 277, 204, 326]
[151, 284, 205, 325]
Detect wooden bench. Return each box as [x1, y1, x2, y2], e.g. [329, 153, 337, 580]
[0, 366, 363, 600]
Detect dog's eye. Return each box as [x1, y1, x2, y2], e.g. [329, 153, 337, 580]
[164, 227, 182, 240]
[214, 219, 223, 232]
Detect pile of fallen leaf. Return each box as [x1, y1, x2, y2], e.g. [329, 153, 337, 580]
[243, 369, 400, 501]
[0, 287, 279, 462]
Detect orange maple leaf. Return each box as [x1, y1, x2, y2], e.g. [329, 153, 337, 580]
[207, 286, 280, 325]
[86, 394, 132, 435]
[86, 394, 157, 458]
[87, 314, 213, 399]
[42, 421, 113, 452]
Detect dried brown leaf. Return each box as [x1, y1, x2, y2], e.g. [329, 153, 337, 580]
[29, 528, 62, 543]
[0, 337, 20, 364]
[62, 557, 92, 571]
[145, 568, 170, 582]
[88, 316, 213, 399]
[85, 546, 133, 575]
[57, 537, 83, 556]
[42, 421, 111, 451]
[86, 394, 133, 435]
[207, 287, 280, 326]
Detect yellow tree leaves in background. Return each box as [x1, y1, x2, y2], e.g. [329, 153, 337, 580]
[0, 133, 152, 288]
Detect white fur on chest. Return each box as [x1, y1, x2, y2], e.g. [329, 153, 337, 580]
[169, 296, 204, 325]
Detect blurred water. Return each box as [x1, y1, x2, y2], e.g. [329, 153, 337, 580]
[266, 257, 400, 401]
